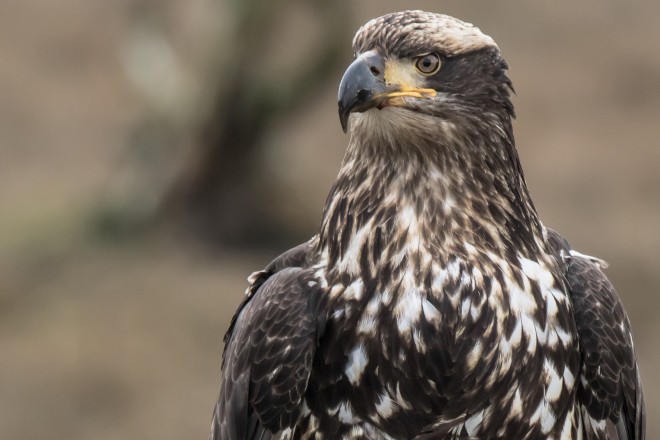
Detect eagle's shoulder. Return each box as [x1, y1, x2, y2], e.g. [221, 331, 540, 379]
[223, 236, 319, 348]
[546, 228, 645, 440]
[211, 237, 325, 440]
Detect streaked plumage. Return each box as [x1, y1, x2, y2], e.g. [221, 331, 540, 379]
[210, 11, 645, 439]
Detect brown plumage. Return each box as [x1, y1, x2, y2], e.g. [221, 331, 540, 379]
[210, 11, 645, 439]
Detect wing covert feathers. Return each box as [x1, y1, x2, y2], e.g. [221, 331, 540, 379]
[549, 229, 645, 440]
[211, 239, 323, 440]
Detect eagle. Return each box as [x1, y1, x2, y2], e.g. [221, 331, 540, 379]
[209, 11, 645, 439]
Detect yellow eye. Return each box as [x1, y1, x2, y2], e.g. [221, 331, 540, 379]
[415, 53, 441, 75]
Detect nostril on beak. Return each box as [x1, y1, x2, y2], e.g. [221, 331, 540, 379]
[370, 66, 381, 76]
[357, 89, 371, 102]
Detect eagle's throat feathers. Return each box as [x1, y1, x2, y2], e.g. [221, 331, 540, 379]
[319, 109, 543, 272]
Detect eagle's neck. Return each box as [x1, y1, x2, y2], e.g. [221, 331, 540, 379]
[319, 109, 545, 271]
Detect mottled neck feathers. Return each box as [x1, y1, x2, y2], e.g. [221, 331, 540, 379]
[320, 114, 543, 271]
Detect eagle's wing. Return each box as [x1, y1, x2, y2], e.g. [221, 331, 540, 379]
[222, 238, 318, 351]
[210, 239, 325, 440]
[548, 229, 645, 440]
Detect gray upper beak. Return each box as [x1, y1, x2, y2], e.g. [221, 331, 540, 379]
[337, 51, 386, 133]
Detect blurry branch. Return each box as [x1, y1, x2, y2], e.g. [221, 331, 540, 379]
[161, 0, 351, 247]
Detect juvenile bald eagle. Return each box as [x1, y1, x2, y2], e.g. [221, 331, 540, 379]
[210, 11, 645, 439]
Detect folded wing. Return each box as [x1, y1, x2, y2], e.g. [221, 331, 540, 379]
[210, 240, 325, 440]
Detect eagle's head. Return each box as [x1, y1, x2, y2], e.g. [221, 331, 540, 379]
[329, 11, 542, 262]
[338, 11, 513, 148]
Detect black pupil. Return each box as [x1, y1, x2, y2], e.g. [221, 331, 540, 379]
[419, 55, 437, 72]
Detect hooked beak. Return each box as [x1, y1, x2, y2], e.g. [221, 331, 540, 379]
[337, 50, 437, 133]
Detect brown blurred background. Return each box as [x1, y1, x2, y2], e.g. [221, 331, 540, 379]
[0, 1, 658, 438]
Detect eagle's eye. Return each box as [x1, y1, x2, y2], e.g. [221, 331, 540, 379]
[415, 53, 441, 75]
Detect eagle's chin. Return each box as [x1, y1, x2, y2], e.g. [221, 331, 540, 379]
[351, 106, 456, 148]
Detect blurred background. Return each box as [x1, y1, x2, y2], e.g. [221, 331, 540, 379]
[0, 0, 658, 438]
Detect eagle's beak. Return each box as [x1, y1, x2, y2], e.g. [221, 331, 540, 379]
[338, 51, 386, 133]
[337, 51, 437, 133]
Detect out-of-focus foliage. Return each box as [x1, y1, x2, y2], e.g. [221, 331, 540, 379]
[163, 0, 352, 247]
